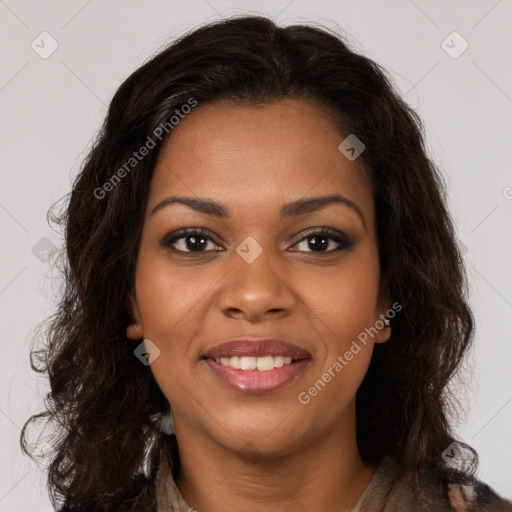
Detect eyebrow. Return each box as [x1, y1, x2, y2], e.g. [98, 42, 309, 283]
[151, 193, 366, 228]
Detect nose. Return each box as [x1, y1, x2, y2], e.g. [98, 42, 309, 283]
[217, 245, 296, 322]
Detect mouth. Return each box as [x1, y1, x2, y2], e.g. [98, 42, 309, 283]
[202, 357, 310, 394]
[202, 354, 309, 370]
[202, 337, 312, 361]
[200, 338, 311, 394]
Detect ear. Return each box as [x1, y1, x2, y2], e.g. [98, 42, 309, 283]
[374, 318, 391, 344]
[125, 292, 143, 340]
[374, 294, 392, 344]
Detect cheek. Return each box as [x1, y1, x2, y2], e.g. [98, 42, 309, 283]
[307, 255, 380, 344]
[299, 249, 380, 398]
[134, 251, 212, 342]
[298, 272, 376, 419]
[133, 255, 203, 405]
[133, 252, 221, 402]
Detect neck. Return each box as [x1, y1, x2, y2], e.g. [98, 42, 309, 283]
[172, 401, 377, 512]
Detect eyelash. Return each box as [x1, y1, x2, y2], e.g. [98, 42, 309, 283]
[160, 227, 355, 255]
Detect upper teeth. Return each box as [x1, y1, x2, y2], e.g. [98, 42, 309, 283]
[214, 355, 293, 371]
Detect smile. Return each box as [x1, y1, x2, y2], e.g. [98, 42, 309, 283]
[203, 357, 310, 394]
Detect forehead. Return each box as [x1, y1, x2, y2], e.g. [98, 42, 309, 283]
[148, 98, 373, 220]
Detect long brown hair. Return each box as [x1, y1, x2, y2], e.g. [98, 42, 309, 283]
[21, 15, 476, 511]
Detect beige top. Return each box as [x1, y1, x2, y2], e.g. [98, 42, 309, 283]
[154, 440, 512, 511]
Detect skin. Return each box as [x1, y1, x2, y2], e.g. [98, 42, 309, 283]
[126, 97, 391, 512]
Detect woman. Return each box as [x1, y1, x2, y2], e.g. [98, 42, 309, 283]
[21, 15, 512, 512]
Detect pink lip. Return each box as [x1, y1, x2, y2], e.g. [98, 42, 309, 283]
[202, 338, 311, 360]
[204, 358, 310, 394]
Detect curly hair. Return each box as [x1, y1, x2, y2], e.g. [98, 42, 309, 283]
[20, 14, 476, 511]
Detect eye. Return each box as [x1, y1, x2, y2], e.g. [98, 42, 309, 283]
[160, 228, 222, 253]
[290, 227, 354, 253]
[160, 226, 354, 255]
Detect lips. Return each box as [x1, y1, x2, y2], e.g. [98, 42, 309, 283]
[202, 338, 312, 361]
[205, 358, 310, 394]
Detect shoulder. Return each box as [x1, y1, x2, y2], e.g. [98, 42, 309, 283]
[446, 480, 512, 512]
[418, 464, 512, 512]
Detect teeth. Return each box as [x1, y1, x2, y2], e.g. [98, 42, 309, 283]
[214, 355, 296, 370]
[257, 356, 274, 371]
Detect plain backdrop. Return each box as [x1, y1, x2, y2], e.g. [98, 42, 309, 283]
[1, 0, 511, 510]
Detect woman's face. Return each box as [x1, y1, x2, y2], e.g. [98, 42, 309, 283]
[127, 98, 390, 455]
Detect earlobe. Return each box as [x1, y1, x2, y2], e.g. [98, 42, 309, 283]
[374, 297, 393, 344]
[125, 293, 143, 340]
[374, 321, 391, 344]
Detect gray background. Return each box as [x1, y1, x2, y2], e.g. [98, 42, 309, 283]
[1, 0, 511, 509]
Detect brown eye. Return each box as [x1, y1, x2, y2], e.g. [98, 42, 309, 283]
[290, 228, 354, 254]
[161, 228, 222, 253]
